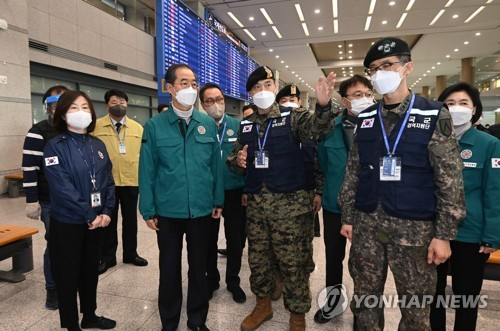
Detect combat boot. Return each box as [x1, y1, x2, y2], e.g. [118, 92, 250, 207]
[240, 296, 273, 331]
[289, 312, 305, 331]
[270, 271, 282, 301]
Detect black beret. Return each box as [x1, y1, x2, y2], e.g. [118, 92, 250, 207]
[276, 84, 300, 102]
[363, 37, 411, 68]
[246, 66, 274, 92]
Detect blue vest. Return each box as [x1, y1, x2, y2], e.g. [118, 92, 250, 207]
[354, 95, 442, 221]
[239, 109, 306, 193]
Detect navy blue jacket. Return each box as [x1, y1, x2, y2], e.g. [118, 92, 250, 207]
[44, 131, 115, 224]
[354, 96, 441, 221]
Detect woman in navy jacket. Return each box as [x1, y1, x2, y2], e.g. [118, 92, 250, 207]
[44, 91, 116, 331]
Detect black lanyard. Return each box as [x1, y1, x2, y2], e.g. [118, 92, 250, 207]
[70, 136, 97, 191]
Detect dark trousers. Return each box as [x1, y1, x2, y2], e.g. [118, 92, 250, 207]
[157, 215, 211, 331]
[101, 186, 139, 263]
[49, 219, 104, 328]
[431, 240, 490, 331]
[323, 210, 347, 288]
[207, 188, 246, 289]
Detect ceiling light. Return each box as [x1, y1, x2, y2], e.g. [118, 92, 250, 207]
[340, 56, 344, 60]
[260, 8, 274, 24]
[281, 60, 284, 63]
[295, 4, 305, 21]
[243, 29, 256, 40]
[272, 26, 282, 38]
[464, 41, 469, 45]
[437, 62, 441, 65]
[348, 44, 353, 47]
[446, 54, 450, 58]
[454, 48, 459, 52]
[432, 66, 435, 69]
[365, 16, 372, 30]
[444, 0, 454, 7]
[423, 74, 427, 77]
[418, 78, 422, 80]
[348, 50, 352, 54]
[333, 19, 338, 33]
[332, 0, 338, 18]
[318, 26, 324, 31]
[338, 44, 343, 48]
[427, 70, 430, 73]
[292, 71, 295, 74]
[249, 16, 254, 21]
[295, 74, 299, 77]
[275, 55, 279, 58]
[261, 32, 266, 36]
[486, 0, 493, 3]
[339, 51, 343, 54]
[342, 67, 345, 70]
[315, 9, 320, 14]
[465, 6, 485, 23]
[269, 49, 273, 52]
[429, 9, 445, 25]
[452, 14, 458, 18]
[285, 65, 289, 68]
[368, 0, 377, 15]
[382, 20, 388, 24]
[349, 67, 352, 69]
[302, 22, 309, 36]
[389, 1, 395, 6]
[228, 12, 244, 27]
[475, 32, 481, 36]
[397, 12, 407, 28]
[348, 56, 352, 59]
[406, 0, 415, 11]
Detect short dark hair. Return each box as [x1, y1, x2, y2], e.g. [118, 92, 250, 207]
[164, 63, 196, 85]
[42, 85, 69, 103]
[338, 74, 373, 98]
[53, 90, 97, 133]
[104, 89, 128, 104]
[199, 83, 223, 102]
[242, 104, 257, 119]
[438, 82, 483, 124]
[157, 103, 169, 113]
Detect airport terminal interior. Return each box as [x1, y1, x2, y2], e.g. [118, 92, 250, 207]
[1, 0, 500, 330]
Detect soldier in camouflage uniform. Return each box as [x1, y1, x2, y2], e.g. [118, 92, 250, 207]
[227, 66, 337, 331]
[338, 37, 466, 331]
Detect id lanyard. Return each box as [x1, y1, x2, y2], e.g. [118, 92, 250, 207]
[70, 136, 98, 191]
[255, 120, 272, 151]
[378, 93, 415, 156]
[114, 120, 126, 154]
[216, 115, 227, 159]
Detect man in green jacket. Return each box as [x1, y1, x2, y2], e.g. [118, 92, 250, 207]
[139, 63, 224, 331]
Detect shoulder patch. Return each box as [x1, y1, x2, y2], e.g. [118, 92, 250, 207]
[492, 158, 500, 168]
[438, 117, 453, 137]
[45, 156, 59, 166]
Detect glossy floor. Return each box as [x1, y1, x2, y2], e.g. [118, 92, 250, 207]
[1, 195, 499, 330]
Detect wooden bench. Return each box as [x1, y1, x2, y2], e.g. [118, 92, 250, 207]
[0, 225, 39, 283]
[4, 173, 23, 198]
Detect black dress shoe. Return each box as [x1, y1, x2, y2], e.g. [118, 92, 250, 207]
[217, 249, 227, 257]
[313, 308, 334, 324]
[187, 323, 210, 331]
[123, 256, 148, 266]
[207, 283, 220, 300]
[228, 286, 246, 303]
[81, 316, 116, 329]
[98, 260, 117, 275]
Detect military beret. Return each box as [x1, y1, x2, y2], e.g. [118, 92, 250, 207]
[363, 37, 411, 68]
[246, 66, 275, 92]
[276, 84, 300, 102]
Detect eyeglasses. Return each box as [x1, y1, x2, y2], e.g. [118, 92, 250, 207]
[203, 97, 224, 106]
[345, 91, 374, 99]
[365, 61, 406, 75]
[174, 82, 199, 89]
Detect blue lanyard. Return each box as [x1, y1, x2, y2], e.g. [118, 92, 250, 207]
[70, 136, 97, 190]
[216, 115, 227, 149]
[256, 120, 272, 151]
[378, 93, 415, 156]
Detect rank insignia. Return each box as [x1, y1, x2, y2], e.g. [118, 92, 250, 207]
[439, 118, 453, 137]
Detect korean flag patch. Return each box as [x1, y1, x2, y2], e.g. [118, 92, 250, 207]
[242, 124, 253, 133]
[360, 118, 375, 128]
[45, 156, 59, 166]
[492, 158, 500, 169]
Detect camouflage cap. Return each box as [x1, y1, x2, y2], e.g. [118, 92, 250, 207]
[363, 37, 411, 68]
[246, 66, 275, 92]
[276, 84, 300, 102]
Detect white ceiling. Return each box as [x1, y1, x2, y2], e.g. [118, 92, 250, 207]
[197, 0, 500, 99]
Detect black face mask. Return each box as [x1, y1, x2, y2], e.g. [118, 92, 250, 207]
[109, 105, 127, 117]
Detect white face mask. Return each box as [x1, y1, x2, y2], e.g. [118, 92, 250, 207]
[348, 97, 374, 116]
[252, 90, 275, 109]
[205, 103, 225, 121]
[449, 105, 473, 126]
[65, 110, 92, 130]
[371, 64, 407, 95]
[174, 86, 198, 107]
[281, 102, 299, 108]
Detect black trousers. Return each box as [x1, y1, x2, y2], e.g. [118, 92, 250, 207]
[157, 215, 211, 331]
[431, 240, 490, 331]
[207, 188, 246, 289]
[49, 219, 104, 328]
[323, 210, 347, 288]
[101, 186, 139, 263]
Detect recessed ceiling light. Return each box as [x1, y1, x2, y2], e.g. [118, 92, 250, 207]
[423, 74, 427, 77]
[292, 71, 295, 74]
[295, 74, 299, 77]
[418, 78, 422, 80]
[228, 12, 244, 28]
[432, 66, 435, 69]
[454, 48, 459, 52]
[318, 26, 324, 31]
[343, 74, 346, 77]
[243, 29, 256, 40]
[339, 51, 343, 54]
[285, 65, 289, 68]
[348, 44, 353, 47]
[249, 16, 254, 21]
[452, 14, 458, 19]
[269, 49, 273, 52]
[281, 60, 284, 63]
[446, 54, 450, 58]
[348, 50, 352, 54]
[261, 32, 266, 36]
[275, 55, 279, 58]
[427, 70, 430, 73]
[382, 20, 388, 24]
[314, 9, 320, 14]
[437, 62, 441, 65]
[389, 1, 395, 6]
[464, 41, 469, 45]
[348, 56, 352, 59]
[475, 32, 481, 36]
[260, 8, 274, 24]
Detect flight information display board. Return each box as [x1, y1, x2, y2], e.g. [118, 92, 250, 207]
[156, 0, 259, 103]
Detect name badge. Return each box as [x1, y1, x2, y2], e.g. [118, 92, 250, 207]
[379, 156, 401, 181]
[255, 150, 269, 169]
[91, 190, 102, 208]
[119, 142, 126, 154]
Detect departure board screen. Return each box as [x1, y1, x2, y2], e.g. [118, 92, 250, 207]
[156, 0, 259, 103]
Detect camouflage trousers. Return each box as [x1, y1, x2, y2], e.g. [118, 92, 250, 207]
[247, 212, 313, 314]
[349, 217, 437, 331]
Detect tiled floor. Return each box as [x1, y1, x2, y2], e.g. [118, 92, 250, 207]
[1, 194, 499, 330]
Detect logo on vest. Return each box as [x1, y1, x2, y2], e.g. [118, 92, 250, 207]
[272, 117, 287, 128]
[460, 149, 472, 160]
[242, 124, 253, 133]
[226, 129, 234, 136]
[407, 116, 431, 130]
[360, 118, 374, 128]
[197, 126, 206, 135]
